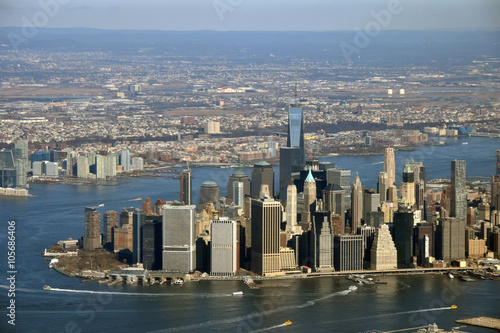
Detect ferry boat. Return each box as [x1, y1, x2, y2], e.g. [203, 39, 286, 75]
[43, 285, 51, 291]
[284, 321, 292, 326]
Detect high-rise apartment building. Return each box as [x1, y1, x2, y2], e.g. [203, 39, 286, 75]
[120, 149, 131, 171]
[83, 207, 101, 250]
[103, 211, 118, 244]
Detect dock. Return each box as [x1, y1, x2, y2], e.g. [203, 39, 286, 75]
[456, 317, 500, 331]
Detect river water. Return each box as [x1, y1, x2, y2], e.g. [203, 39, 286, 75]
[0, 136, 499, 332]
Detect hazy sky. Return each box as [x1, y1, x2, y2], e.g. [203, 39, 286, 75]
[0, 0, 499, 31]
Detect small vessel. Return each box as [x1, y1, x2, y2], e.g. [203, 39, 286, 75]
[284, 321, 292, 326]
[462, 142, 468, 145]
[459, 275, 475, 282]
[450, 305, 457, 309]
[448, 273, 454, 279]
[173, 278, 184, 285]
[136, 197, 142, 201]
[349, 285, 358, 291]
[43, 285, 51, 291]
[232, 291, 243, 296]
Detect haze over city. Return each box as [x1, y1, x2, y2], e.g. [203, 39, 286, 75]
[0, 0, 499, 31]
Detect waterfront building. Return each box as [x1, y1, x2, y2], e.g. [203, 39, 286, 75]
[76, 156, 89, 178]
[142, 218, 163, 270]
[279, 147, 302, 202]
[393, 208, 414, 268]
[131, 157, 144, 171]
[180, 168, 192, 205]
[251, 197, 282, 276]
[210, 218, 238, 276]
[450, 160, 467, 221]
[334, 234, 363, 271]
[383, 147, 396, 186]
[437, 217, 466, 262]
[370, 224, 397, 270]
[351, 173, 364, 233]
[162, 204, 196, 273]
[414, 223, 434, 266]
[83, 207, 101, 250]
[132, 209, 146, 264]
[120, 149, 131, 171]
[251, 161, 274, 198]
[358, 224, 376, 261]
[312, 211, 335, 272]
[227, 170, 251, 203]
[103, 211, 118, 245]
[199, 180, 220, 211]
[0, 150, 17, 188]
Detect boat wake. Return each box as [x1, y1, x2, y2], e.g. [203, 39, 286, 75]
[147, 288, 353, 332]
[251, 323, 288, 332]
[47, 287, 234, 298]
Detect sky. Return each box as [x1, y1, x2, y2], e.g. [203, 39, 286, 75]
[0, 0, 499, 31]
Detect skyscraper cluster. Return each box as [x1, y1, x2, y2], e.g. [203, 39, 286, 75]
[76, 97, 500, 277]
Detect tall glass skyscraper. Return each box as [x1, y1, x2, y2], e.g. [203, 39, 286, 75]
[287, 104, 305, 170]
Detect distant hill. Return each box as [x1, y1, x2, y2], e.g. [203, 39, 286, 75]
[1, 28, 499, 66]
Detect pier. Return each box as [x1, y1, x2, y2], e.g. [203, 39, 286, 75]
[456, 317, 500, 330]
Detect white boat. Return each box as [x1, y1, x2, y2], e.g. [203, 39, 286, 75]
[173, 278, 184, 285]
[448, 273, 454, 279]
[43, 285, 51, 291]
[349, 285, 358, 291]
[232, 291, 243, 296]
